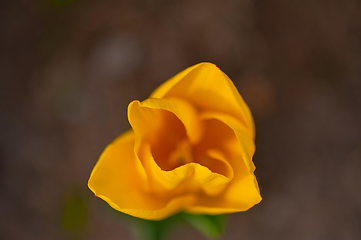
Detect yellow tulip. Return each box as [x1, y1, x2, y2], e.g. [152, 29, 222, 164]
[88, 63, 262, 220]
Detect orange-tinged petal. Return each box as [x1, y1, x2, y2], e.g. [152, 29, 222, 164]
[201, 112, 255, 173]
[150, 62, 255, 139]
[88, 130, 197, 220]
[88, 130, 163, 210]
[203, 149, 234, 180]
[150, 63, 201, 99]
[129, 98, 203, 144]
[200, 111, 261, 204]
[185, 114, 261, 214]
[128, 99, 233, 197]
[185, 173, 261, 214]
[140, 143, 232, 196]
[128, 97, 203, 172]
[121, 195, 196, 220]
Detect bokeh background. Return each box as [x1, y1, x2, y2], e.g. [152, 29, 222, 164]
[1, 0, 361, 239]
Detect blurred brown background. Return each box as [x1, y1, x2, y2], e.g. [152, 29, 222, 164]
[1, 0, 361, 239]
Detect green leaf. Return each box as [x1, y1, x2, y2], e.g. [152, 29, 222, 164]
[106, 205, 184, 240]
[106, 204, 227, 239]
[181, 213, 227, 238]
[131, 217, 172, 240]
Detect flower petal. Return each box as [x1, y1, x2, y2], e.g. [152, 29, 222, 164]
[121, 195, 196, 220]
[128, 99, 232, 196]
[88, 130, 163, 211]
[185, 173, 261, 215]
[150, 63, 201, 99]
[88, 130, 197, 220]
[140, 142, 231, 196]
[130, 98, 203, 144]
[128, 97, 204, 172]
[150, 62, 255, 139]
[185, 114, 261, 214]
[201, 112, 255, 173]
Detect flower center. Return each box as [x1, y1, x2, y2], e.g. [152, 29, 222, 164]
[168, 139, 193, 168]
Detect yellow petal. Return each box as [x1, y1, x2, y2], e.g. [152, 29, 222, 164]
[201, 112, 255, 173]
[138, 140, 232, 197]
[128, 99, 232, 196]
[185, 114, 261, 214]
[88, 130, 196, 220]
[128, 97, 203, 173]
[203, 149, 234, 180]
[129, 98, 202, 144]
[150, 63, 201, 99]
[88, 130, 163, 211]
[121, 195, 196, 220]
[191, 162, 231, 196]
[185, 173, 261, 215]
[150, 62, 255, 139]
